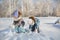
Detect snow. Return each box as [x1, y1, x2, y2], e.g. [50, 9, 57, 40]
[0, 17, 60, 40]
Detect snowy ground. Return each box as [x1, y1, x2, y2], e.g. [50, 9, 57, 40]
[0, 17, 60, 40]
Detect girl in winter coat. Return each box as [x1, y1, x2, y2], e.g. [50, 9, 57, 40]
[12, 10, 25, 33]
[28, 16, 40, 33]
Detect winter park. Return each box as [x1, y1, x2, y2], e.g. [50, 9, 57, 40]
[0, 17, 60, 40]
[0, 0, 60, 40]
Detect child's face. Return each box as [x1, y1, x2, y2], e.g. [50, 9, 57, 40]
[28, 19, 34, 25]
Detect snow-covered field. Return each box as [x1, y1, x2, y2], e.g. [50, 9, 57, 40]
[0, 17, 60, 40]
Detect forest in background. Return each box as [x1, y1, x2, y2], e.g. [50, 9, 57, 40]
[0, 0, 60, 17]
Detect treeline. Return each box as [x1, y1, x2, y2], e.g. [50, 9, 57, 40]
[0, 0, 60, 17]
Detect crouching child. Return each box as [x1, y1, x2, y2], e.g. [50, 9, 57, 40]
[12, 10, 26, 33]
[28, 16, 40, 33]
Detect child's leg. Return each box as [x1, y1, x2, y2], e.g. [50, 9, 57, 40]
[37, 27, 40, 33]
[35, 25, 40, 33]
[17, 25, 20, 33]
[15, 26, 20, 33]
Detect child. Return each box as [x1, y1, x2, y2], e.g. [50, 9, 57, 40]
[12, 10, 25, 33]
[28, 16, 40, 33]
